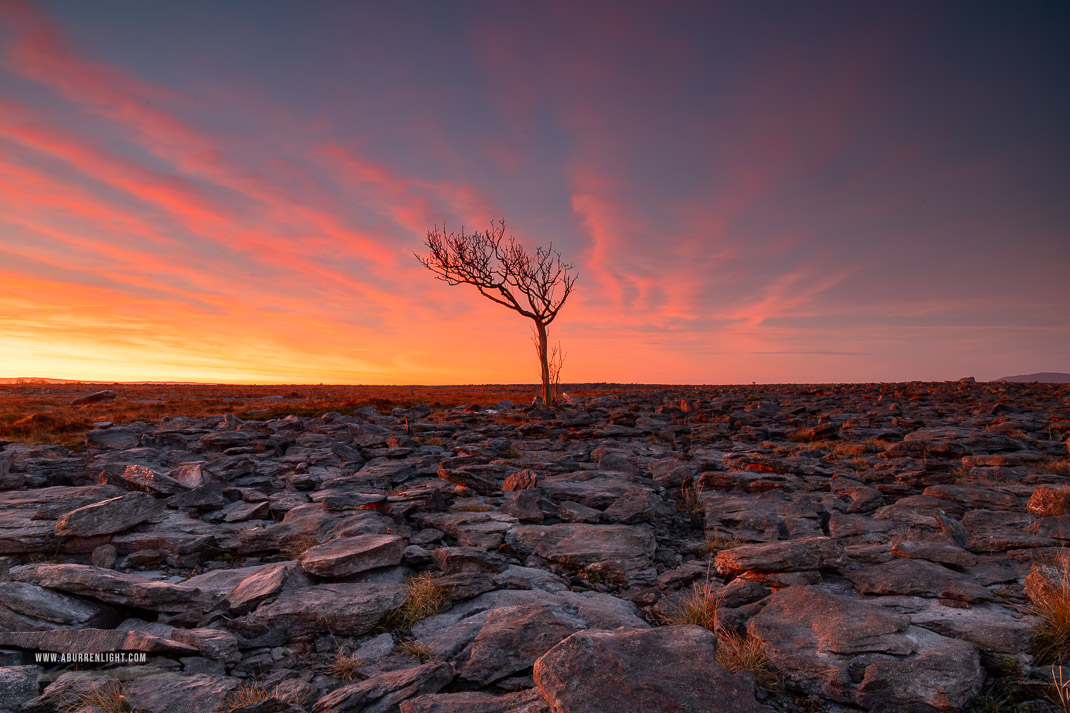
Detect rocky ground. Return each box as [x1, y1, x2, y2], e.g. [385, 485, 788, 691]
[1, 380, 1069, 713]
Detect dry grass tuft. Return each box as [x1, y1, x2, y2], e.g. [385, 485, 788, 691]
[68, 681, 130, 713]
[661, 581, 722, 630]
[327, 650, 365, 681]
[703, 534, 746, 553]
[677, 479, 704, 516]
[283, 532, 319, 560]
[387, 572, 448, 630]
[224, 680, 306, 712]
[1041, 458, 1070, 477]
[716, 626, 777, 688]
[398, 638, 435, 661]
[1029, 556, 1070, 665]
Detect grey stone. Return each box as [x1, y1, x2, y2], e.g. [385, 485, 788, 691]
[249, 582, 406, 637]
[312, 661, 452, 713]
[299, 534, 405, 578]
[533, 626, 772, 713]
[54, 491, 164, 537]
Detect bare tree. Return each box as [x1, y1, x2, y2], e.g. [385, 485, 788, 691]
[416, 219, 577, 405]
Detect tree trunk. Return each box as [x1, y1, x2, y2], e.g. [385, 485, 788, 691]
[535, 320, 551, 405]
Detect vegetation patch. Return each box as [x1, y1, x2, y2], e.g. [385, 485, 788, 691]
[385, 572, 448, 630]
[660, 582, 722, 630]
[716, 626, 776, 689]
[1029, 557, 1070, 665]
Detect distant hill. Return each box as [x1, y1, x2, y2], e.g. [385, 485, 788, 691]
[0, 377, 85, 384]
[995, 372, 1070, 383]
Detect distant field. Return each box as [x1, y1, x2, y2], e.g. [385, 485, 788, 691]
[0, 382, 639, 448]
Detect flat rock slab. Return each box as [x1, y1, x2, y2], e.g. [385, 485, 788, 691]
[0, 665, 40, 712]
[124, 673, 241, 713]
[715, 536, 844, 576]
[536, 471, 656, 510]
[401, 689, 548, 713]
[54, 491, 164, 537]
[702, 492, 822, 543]
[749, 586, 982, 710]
[0, 485, 123, 554]
[118, 464, 190, 496]
[533, 625, 772, 713]
[312, 661, 452, 713]
[249, 582, 406, 637]
[222, 561, 308, 614]
[10, 563, 207, 612]
[0, 629, 197, 656]
[891, 540, 978, 567]
[458, 604, 587, 685]
[845, 558, 993, 602]
[0, 581, 119, 631]
[415, 512, 518, 549]
[299, 534, 405, 578]
[505, 523, 656, 567]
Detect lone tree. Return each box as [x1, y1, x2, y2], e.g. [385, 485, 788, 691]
[416, 219, 577, 405]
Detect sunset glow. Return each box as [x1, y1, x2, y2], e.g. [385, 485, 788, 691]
[2, 1, 1067, 384]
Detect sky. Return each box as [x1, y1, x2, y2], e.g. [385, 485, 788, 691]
[1, 1, 1068, 385]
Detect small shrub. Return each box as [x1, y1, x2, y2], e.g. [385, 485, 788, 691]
[661, 582, 722, 630]
[327, 650, 365, 681]
[716, 626, 776, 688]
[398, 638, 435, 661]
[387, 572, 448, 629]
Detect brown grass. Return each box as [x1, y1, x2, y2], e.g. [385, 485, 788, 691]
[283, 532, 319, 560]
[386, 572, 448, 630]
[661, 582, 722, 630]
[703, 534, 746, 554]
[1029, 556, 1070, 664]
[224, 680, 306, 712]
[1051, 665, 1070, 713]
[67, 681, 130, 713]
[398, 638, 435, 661]
[0, 382, 635, 447]
[327, 650, 365, 681]
[716, 626, 776, 688]
[1041, 458, 1070, 477]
